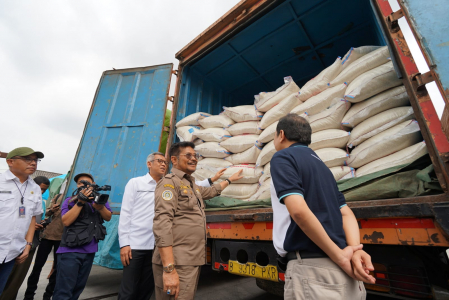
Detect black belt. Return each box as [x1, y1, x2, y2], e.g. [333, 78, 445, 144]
[286, 251, 327, 261]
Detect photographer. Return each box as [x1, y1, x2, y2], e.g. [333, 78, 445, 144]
[53, 173, 112, 300]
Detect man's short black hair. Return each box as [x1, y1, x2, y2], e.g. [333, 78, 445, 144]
[276, 113, 312, 145]
[34, 176, 50, 186]
[169, 142, 195, 158]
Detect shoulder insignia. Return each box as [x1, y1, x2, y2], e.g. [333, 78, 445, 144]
[162, 190, 174, 201]
[164, 184, 174, 189]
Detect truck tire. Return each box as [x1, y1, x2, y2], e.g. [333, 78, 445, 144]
[255, 278, 284, 297]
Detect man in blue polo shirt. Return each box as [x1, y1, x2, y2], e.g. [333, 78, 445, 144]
[270, 114, 375, 299]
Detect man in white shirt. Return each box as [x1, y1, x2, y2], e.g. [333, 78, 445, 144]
[0, 147, 44, 295]
[118, 152, 167, 300]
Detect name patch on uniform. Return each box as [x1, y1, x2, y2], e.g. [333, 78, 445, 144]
[162, 190, 173, 201]
[164, 184, 174, 189]
[180, 185, 190, 189]
[0, 191, 12, 194]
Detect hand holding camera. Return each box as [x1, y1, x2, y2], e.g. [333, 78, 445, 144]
[75, 180, 111, 205]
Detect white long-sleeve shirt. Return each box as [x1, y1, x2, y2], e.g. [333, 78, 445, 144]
[118, 173, 157, 250]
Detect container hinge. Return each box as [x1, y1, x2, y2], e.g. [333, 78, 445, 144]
[168, 96, 174, 102]
[411, 72, 435, 95]
[387, 9, 404, 33]
[171, 70, 178, 76]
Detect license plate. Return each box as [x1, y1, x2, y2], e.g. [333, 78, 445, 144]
[228, 260, 279, 282]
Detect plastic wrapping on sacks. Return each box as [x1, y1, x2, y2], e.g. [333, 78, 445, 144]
[195, 142, 232, 158]
[259, 92, 302, 129]
[197, 158, 233, 172]
[258, 113, 309, 144]
[221, 183, 260, 199]
[348, 120, 422, 168]
[254, 76, 300, 112]
[176, 126, 202, 142]
[348, 106, 415, 148]
[220, 164, 264, 184]
[219, 134, 260, 153]
[329, 166, 355, 181]
[193, 128, 231, 142]
[198, 114, 235, 128]
[225, 145, 262, 165]
[256, 140, 276, 167]
[340, 46, 383, 71]
[315, 148, 349, 168]
[329, 46, 390, 87]
[356, 141, 428, 177]
[223, 105, 264, 122]
[310, 129, 350, 151]
[298, 57, 343, 101]
[248, 179, 271, 201]
[291, 83, 347, 116]
[228, 121, 262, 135]
[344, 61, 402, 103]
[193, 139, 204, 146]
[341, 86, 409, 128]
[176, 112, 212, 127]
[309, 100, 351, 133]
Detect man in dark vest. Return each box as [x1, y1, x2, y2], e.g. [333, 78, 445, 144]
[53, 173, 112, 300]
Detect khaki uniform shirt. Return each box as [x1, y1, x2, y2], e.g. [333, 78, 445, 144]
[152, 167, 222, 266]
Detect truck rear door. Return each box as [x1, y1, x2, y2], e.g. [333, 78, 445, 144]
[65, 64, 173, 213]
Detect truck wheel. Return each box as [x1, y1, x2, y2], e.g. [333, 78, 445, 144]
[255, 278, 284, 297]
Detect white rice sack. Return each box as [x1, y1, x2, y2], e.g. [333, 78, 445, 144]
[348, 106, 414, 148]
[291, 83, 346, 116]
[254, 76, 300, 112]
[356, 141, 428, 177]
[309, 100, 351, 133]
[340, 46, 383, 71]
[258, 162, 271, 184]
[176, 112, 211, 127]
[329, 46, 390, 87]
[223, 105, 263, 122]
[198, 114, 235, 129]
[192, 169, 215, 182]
[258, 113, 309, 144]
[342, 86, 409, 128]
[228, 121, 262, 136]
[315, 148, 349, 168]
[298, 57, 343, 101]
[310, 129, 350, 151]
[176, 126, 202, 142]
[197, 158, 232, 172]
[259, 93, 301, 129]
[248, 179, 271, 201]
[193, 128, 231, 142]
[220, 164, 263, 184]
[348, 120, 422, 168]
[221, 183, 259, 199]
[193, 139, 204, 146]
[225, 145, 262, 165]
[329, 166, 355, 181]
[256, 141, 276, 167]
[220, 135, 260, 153]
[344, 61, 402, 103]
[195, 142, 232, 158]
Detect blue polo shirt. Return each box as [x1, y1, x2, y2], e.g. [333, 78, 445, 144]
[270, 143, 347, 257]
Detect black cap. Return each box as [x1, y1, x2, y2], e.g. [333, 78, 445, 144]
[73, 173, 95, 183]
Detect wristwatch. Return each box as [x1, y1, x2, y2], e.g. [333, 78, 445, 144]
[163, 263, 175, 273]
[76, 201, 85, 207]
[26, 242, 33, 247]
[225, 179, 231, 185]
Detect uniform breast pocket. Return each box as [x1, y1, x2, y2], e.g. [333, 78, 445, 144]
[136, 190, 155, 201]
[0, 194, 15, 218]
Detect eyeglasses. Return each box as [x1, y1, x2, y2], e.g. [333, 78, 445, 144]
[180, 153, 200, 160]
[11, 157, 41, 164]
[151, 159, 167, 165]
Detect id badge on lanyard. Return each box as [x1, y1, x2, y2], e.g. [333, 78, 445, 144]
[19, 204, 26, 218]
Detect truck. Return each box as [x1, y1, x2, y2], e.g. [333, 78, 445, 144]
[65, 0, 449, 298]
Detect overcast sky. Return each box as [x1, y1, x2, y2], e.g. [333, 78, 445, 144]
[0, 0, 239, 174]
[0, 0, 445, 175]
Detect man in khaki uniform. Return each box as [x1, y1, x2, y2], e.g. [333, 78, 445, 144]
[153, 141, 242, 300]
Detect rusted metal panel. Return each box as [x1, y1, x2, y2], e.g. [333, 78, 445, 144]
[176, 0, 275, 66]
[206, 221, 272, 241]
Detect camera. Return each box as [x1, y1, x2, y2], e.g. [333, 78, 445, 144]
[75, 180, 111, 205]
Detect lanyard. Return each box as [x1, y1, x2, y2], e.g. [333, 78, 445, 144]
[13, 180, 29, 205]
